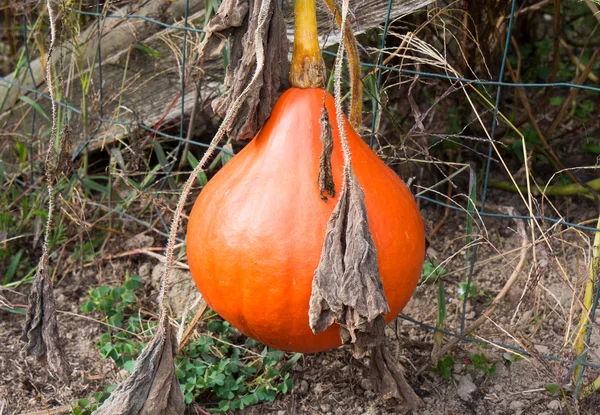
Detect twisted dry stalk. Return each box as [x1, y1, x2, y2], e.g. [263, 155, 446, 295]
[333, 0, 352, 179]
[21, 0, 69, 380]
[321, 0, 362, 129]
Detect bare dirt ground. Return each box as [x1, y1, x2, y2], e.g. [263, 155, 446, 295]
[1, 191, 599, 415]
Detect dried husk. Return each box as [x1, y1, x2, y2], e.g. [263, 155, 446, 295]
[309, 172, 390, 357]
[209, 0, 289, 140]
[91, 317, 185, 415]
[317, 105, 335, 200]
[21, 253, 70, 381]
[370, 344, 424, 410]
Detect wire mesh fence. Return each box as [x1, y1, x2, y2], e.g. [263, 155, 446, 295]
[2, 0, 600, 402]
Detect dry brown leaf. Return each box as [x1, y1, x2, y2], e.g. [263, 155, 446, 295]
[370, 344, 424, 410]
[309, 172, 390, 356]
[210, 0, 289, 140]
[21, 253, 69, 381]
[317, 105, 335, 201]
[91, 316, 184, 415]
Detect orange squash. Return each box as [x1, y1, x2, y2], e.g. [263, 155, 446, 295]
[186, 87, 425, 353]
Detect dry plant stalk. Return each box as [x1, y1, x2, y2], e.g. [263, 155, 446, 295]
[574, 213, 600, 397]
[21, 0, 69, 381]
[320, 0, 362, 129]
[92, 0, 284, 412]
[210, 0, 290, 140]
[308, 0, 422, 409]
[91, 316, 185, 415]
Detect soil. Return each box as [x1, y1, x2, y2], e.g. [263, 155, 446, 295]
[1, 190, 600, 415]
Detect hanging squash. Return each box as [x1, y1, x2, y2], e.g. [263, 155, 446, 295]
[186, 0, 425, 354]
[187, 86, 425, 352]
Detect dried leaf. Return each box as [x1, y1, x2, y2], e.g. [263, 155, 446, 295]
[210, 0, 289, 140]
[309, 172, 390, 356]
[21, 253, 69, 380]
[318, 106, 335, 201]
[370, 344, 424, 409]
[92, 317, 184, 415]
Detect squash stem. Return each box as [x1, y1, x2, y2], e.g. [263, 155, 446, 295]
[322, 0, 362, 128]
[290, 0, 324, 88]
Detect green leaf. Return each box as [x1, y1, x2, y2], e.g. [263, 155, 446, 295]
[435, 355, 454, 380]
[100, 343, 114, 358]
[0, 305, 27, 315]
[581, 99, 595, 114]
[133, 43, 162, 57]
[186, 152, 208, 186]
[19, 95, 50, 120]
[111, 286, 125, 301]
[503, 352, 524, 363]
[121, 290, 136, 303]
[82, 177, 108, 193]
[207, 320, 223, 333]
[458, 281, 477, 300]
[545, 383, 560, 396]
[549, 96, 563, 106]
[98, 286, 111, 297]
[435, 279, 446, 347]
[123, 359, 136, 373]
[124, 275, 142, 290]
[242, 394, 255, 405]
[221, 144, 234, 166]
[108, 313, 124, 328]
[98, 298, 114, 313]
[283, 353, 302, 372]
[4, 249, 23, 285]
[78, 398, 90, 407]
[81, 301, 96, 313]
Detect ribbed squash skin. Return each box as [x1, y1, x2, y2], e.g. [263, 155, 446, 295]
[186, 88, 425, 353]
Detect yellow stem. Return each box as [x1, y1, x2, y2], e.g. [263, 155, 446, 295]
[573, 214, 600, 384]
[290, 0, 324, 88]
[581, 374, 600, 399]
[322, 0, 362, 129]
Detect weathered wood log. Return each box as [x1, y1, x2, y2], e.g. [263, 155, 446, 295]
[0, 0, 431, 170]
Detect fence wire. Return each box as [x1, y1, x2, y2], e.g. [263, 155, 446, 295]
[3, 0, 600, 400]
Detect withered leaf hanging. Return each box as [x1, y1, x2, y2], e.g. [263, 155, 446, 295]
[317, 105, 335, 201]
[21, 253, 70, 381]
[91, 316, 184, 415]
[309, 171, 390, 357]
[208, 0, 290, 140]
[370, 344, 424, 410]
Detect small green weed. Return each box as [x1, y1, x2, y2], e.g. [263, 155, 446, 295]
[70, 386, 115, 415]
[502, 352, 524, 364]
[420, 258, 447, 285]
[458, 280, 477, 300]
[469, 353, 496, 376]
[434, 355, 455, 380]
[80, 275, 298, 412]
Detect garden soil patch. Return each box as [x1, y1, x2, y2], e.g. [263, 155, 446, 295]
[1, 193, 598, 414]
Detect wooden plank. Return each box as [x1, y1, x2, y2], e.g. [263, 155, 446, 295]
[0, 0, 432, 169]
